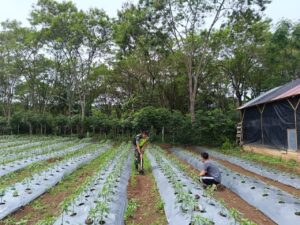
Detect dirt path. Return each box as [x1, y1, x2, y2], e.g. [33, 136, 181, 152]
[126, 156, 167, 225]
[160, 144, 276, 225]
[185, 146, 300, 198]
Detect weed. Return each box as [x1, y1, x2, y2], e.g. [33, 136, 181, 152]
[125, 199, 139, 220]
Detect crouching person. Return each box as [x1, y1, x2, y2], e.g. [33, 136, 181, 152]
[199, 152, 221, 186]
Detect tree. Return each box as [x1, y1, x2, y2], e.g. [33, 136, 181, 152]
[0, 21, 23, 120]
[217, 16, 271, 106]
[30, 0, 111, 135]
[139, 0, 271, 122]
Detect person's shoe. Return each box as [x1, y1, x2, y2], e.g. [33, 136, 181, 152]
[216, 184, 225, 191]
[139, 169, 145, 175]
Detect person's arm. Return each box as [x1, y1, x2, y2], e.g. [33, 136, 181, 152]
[199, 162, 208, 176]
[199, 169, 206, 177]
[136, 144, 141, 154]
[140, 138, 149, 154]
[141, 142, 148, 153]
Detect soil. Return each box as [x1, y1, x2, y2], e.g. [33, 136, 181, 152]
[126, 166, 168, 225]
[46, 157, 63, 163]
[186, 146, 300, 198]
[160, 144, 276, 225]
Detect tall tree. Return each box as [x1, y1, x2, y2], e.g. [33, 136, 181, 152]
[30, 0, 111, 123]
[139, 0, 271, 122]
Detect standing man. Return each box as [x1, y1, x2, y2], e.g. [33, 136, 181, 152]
[199, 152, 221, 186]
[133, 130, 149, 174]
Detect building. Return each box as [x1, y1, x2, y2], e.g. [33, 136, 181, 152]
[239, 79, 300, 161]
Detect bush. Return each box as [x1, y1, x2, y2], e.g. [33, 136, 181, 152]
[193, 109, 238, 146]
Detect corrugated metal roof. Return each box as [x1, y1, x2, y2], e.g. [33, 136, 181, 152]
[239, 79, 300, 110]
[273, 85, 300, 101]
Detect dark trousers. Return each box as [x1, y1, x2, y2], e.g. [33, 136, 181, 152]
[201, 176, 220, 185]
[134, 149, 143, 170]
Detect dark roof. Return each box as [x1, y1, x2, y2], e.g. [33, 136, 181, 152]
[239, 79, 300, 110]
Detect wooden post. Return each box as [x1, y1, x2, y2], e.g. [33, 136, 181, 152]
[257, 104, 265, 145]
[287, 98, 300, 151]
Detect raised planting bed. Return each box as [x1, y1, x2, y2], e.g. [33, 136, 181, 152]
[53, 143, 132, 225]
[0, 137, 74, 163]
[197, 147, 300, 189]
[0, 143, 111, 220]
[0, 139, 58, 157]
[0, 139, 33, 149]
[147, 146, 237, 225]
[0, 142, 89, 177]
[171, 147, 300, 225]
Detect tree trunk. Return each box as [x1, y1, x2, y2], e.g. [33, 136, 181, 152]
[29, 123, 32, 136]
[188, 72, 196, 123]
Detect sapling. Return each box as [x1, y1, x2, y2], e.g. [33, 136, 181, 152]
[191, 214, 214, 225]
[25, 177, 32, 191]
[278, 196, 285, 204]
[205, 185, 217, 205]
[262, 187, 269, 197]
[10, 184, 16, 191]
[69, 196, 77, 216]
[0, 189, 5, 205]
[218, 200, 227, 217]
[229, 208, 240, 225]
[86, 207, 97, 225]
[60, 198, 71, 225]
[43, 170, 48, 181]
[13, 190, 19, 197]
[240, 218, 257, 225]
[96, 201, 109, 224]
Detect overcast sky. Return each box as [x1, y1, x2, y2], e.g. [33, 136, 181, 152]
[0, 0, 299, 27]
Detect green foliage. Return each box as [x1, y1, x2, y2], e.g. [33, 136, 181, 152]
[124, 199, 139, 221]
[193, 109, 238, 145]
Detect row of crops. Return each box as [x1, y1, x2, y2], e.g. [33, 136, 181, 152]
[54, 143, 132, 225]
[147, 146, 238, 225]
[0, 141, 113, 220]
[0, 135, 299, 225]
[197, 147, 300, 189]
[170, 147, 300, 224]
[0, 136, 136, 225]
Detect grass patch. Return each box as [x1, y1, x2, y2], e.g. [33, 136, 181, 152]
[130, 159, 138, 188]
[124, 199, 139, 220]
[220, 147, 300, 175]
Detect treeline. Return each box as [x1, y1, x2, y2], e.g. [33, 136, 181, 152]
[0, 107, 236, 145]
[0, 0, 299, 145]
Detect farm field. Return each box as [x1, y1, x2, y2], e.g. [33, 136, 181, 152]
[0, 136, 299, 225]
[1, 0, 300, 224]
